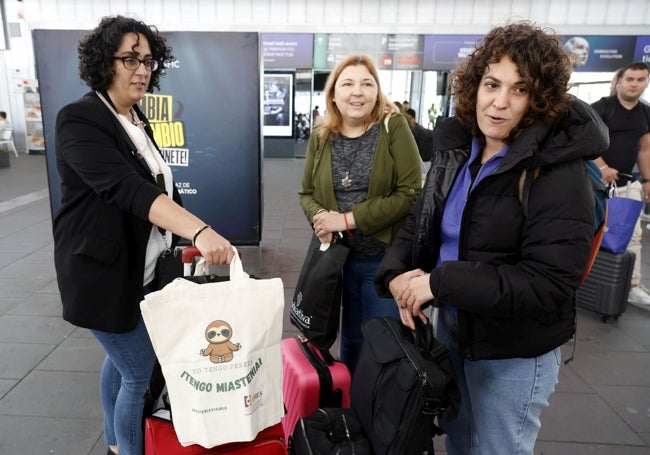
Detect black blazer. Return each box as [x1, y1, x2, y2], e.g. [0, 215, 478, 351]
[53, 91, 182, 333]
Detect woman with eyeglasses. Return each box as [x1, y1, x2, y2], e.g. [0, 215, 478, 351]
[53, 16, 233, 455]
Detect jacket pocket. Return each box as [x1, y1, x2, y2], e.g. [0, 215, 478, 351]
[72, 235, 121, 264]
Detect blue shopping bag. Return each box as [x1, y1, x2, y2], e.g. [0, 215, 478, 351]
[600, 196, 643, 254]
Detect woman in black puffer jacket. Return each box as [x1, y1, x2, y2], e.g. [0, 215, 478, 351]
[375, 22, 609, 455]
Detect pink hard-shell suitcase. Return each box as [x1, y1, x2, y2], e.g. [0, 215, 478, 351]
[281, 336, 351, 439]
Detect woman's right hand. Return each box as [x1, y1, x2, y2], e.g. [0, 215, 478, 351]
[316, 231, 333, 244]
[193, 227, 234, 265]
[601, 166, 619, 184]
[389, 269, 427, 329]
[313, 210, 336, 243]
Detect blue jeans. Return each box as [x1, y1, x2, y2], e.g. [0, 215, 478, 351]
[339, 255, 400, 374]
[90, 314, 156, 455]
[437, 309, 560, 455]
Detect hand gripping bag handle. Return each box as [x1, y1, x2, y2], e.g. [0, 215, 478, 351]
[191, 246, 248, 280]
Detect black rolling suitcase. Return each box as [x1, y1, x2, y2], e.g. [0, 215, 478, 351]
[576, 249, 635, 322]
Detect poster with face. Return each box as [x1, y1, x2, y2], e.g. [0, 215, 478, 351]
[564, 36, 590, 69]
[263, 73, 293, 137]
[561, 35, 637, 72]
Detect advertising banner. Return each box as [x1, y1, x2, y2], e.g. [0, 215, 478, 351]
[263, 72, 293, 137]
[313, 33, 424, 70]
[34, 30, 262, 245]
[422, 35, 483, 71]
[633, 36, 650, 64]
[262, 33, 313, 69]
[560, 35, 637, 72]
[422, 34, 648, 73]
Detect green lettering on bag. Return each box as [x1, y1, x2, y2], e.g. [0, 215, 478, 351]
[214, 358, 263, 393]
[180, 370, 212, 392]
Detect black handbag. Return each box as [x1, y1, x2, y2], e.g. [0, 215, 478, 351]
[351, 317, 460, 455]
[289, 407, 372, 455]
[290, 237, 349, 351]
[153, 247, 184, 289]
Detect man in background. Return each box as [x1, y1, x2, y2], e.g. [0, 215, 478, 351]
[312, 105, 323, 129]
[592, 62, 650, 310]
[0, 111, 11, 132]
[403, 100, 416, 120]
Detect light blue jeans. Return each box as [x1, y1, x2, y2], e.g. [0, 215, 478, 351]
[437, 309, 560, 455]
[90, 314, 156, 455]
[339, 255, 400, 374]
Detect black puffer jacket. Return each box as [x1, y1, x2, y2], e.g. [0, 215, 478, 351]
[375, 98, 609, 360]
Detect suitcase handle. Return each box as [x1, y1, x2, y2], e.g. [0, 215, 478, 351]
[181, 246, 201, 264]
[295, 336, 343, 408]
[296, 334, 336, 365]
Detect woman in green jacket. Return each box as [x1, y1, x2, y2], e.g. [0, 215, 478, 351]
[299, 54, 422, 372]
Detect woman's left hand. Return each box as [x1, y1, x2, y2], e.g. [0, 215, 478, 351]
[313, 210, 340, 238]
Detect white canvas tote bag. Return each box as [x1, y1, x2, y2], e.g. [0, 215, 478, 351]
[140, 248, 284, 448]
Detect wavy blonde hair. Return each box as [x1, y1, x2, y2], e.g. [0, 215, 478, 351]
[316, 55, 398, 147]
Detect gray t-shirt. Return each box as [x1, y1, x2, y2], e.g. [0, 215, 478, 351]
[331, 123, 385, 257]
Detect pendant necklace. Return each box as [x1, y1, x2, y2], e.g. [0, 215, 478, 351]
[341, 172, 353, 189]
[129, 108, 145, 127]
[340, 129, 367, 189]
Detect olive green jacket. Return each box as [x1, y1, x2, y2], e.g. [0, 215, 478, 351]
[299, 114, 422, 247]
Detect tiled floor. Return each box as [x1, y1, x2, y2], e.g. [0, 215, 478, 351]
[0, 152, 649, 454]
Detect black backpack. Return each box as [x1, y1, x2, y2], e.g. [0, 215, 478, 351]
[351, 317, 460, 455]
[289, 407, 372, 455]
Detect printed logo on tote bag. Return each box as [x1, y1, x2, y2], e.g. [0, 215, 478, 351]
[177, 318, 265, 416]
[200, 319, 241, 363]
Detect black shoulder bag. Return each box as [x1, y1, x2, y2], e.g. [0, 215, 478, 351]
[351, 316, 460, 455]
[290, 236, 349, 350]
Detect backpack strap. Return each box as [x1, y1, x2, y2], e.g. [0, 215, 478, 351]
[517, 167, 541, 216]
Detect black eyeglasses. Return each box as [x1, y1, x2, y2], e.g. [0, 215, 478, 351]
[113, 56, 158, 72]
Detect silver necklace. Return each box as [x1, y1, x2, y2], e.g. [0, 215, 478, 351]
[340, 130, 367, 189]
[129, 108, 145, 127]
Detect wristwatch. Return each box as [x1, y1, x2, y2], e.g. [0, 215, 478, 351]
[642, 178, 650, 184]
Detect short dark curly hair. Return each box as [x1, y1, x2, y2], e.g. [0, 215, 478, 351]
[451, 21, 573, 147]
[78, 15, 174, 92]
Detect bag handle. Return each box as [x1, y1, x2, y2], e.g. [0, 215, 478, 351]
[413, 317, 449, 361]
[413, 317, 433, 352]
[193, 246, 248, 280]
[229, 246, 249, 281]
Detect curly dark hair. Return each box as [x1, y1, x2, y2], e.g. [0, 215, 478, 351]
[451, 21, 573, 146]
[78, 15, 174, 92]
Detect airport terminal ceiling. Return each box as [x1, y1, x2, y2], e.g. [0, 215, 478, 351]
[1, 0, 648, 152]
